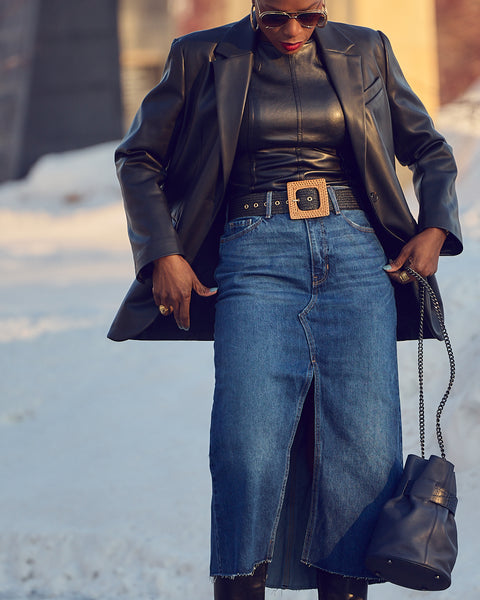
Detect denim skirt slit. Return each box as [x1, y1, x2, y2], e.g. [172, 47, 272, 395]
[210, 206, 403, 590]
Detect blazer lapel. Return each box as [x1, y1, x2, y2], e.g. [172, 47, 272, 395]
[315, 24, 367, 176]
[213, 17, 254, 189]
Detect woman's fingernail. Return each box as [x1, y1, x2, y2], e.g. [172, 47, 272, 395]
[209, 287, 218, 293]
[383, 265, 393, 271]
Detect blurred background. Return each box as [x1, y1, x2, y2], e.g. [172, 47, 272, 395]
[1, 0, 480, 182]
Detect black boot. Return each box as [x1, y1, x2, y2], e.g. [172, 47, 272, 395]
[317, 570, 368, 600]
[214, 563, 267, 600]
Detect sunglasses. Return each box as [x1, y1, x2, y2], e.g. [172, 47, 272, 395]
[257, 8, 327, 29]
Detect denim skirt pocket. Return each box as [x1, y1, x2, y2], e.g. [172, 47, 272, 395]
[338, 209, 375, 232]
[337, 209, 387, 265]
[220, 216, 264, 243]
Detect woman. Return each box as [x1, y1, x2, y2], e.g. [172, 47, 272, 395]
[108, 1, 462, 598]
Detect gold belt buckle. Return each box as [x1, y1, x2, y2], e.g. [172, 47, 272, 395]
[287, 178, 330, 220]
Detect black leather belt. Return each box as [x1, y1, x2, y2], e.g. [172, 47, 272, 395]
[228, 182, 364, 221]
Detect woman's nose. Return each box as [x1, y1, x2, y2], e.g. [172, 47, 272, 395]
[282, 17, 304, 37]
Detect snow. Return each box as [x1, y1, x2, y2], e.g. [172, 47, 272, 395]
[0, 88, 479, 600]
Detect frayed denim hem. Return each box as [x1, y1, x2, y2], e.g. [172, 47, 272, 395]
[211, 562, 384, 590]
[210, 559, 271, 582]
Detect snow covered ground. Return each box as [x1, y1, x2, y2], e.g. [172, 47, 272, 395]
[0, 87, 479, 599]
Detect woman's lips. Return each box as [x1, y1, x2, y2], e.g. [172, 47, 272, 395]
[280, 41, 303, 52]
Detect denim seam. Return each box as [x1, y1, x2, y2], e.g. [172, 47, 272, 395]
[210, 469, 222, 572]
[210, 394, 223, 573]
[304, 219, 329, 291]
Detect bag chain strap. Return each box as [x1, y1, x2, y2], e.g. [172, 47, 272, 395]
[405, 267, 456, 460]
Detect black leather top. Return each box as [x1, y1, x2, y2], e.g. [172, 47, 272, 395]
[227, 38, 361, 198]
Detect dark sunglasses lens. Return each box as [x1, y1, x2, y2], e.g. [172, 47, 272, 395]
[297, 12, 325, 27]
[261, 11, 327, 28]
[261, 13, 289, 27]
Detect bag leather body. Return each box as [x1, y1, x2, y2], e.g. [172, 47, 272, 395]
[366, 454, 458, 591]
[108, 17, 462, 343]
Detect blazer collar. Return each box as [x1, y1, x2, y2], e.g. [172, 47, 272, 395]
[314, 21, 356, 55]
[215, 16, 256, 58]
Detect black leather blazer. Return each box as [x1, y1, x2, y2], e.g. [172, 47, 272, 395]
[108, 16, 462, 342]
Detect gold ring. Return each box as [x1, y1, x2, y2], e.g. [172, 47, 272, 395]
[398, 270, 410, 283]
[158, 304, 173, 316]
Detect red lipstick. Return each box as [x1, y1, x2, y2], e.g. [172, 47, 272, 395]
[280, 41, 303, 53]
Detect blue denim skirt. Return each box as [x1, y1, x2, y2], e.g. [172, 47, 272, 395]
[210, 197, 403, 590]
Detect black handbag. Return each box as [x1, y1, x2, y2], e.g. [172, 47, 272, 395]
[365, 268, 458, 591]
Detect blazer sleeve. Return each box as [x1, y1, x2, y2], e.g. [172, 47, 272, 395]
[115, 39, 187, 281]
[378, 31, 462, 255]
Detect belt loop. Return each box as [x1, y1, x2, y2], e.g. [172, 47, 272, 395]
[328, 187, 340, 214]
[265, 191, 273, 219]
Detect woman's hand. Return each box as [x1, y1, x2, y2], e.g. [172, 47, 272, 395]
[384, 227, 448, 284]
[152, 255, 217, 331]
